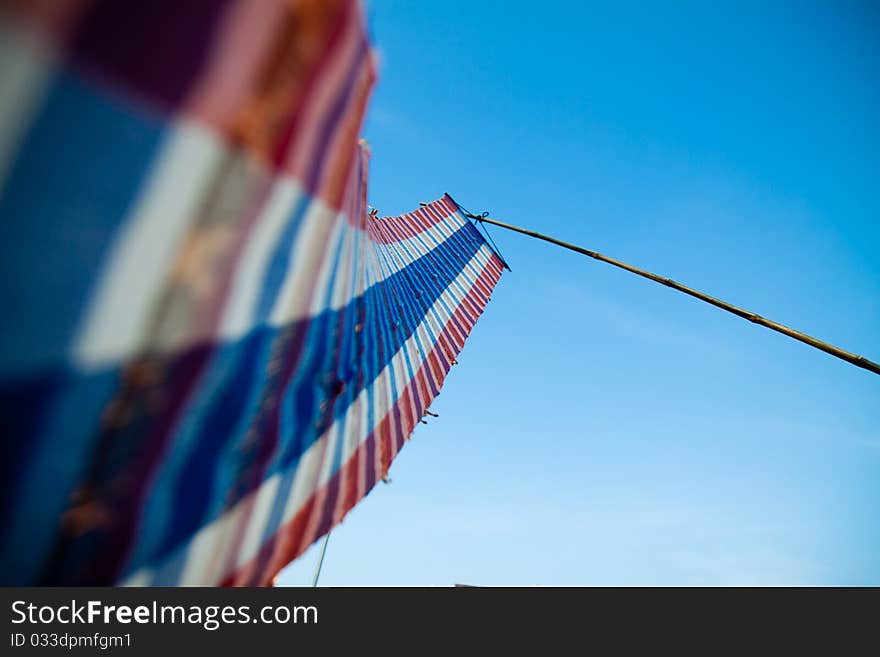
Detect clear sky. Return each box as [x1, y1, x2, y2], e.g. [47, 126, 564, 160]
[279, 0, 879, 585]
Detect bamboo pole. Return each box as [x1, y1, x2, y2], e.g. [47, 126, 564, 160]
[465, 212, 880, 377]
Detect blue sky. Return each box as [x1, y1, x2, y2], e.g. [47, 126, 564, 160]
[279, 0, 879, 585]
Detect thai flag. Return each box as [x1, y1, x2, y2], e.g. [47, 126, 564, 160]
[0, 0, 503, 585]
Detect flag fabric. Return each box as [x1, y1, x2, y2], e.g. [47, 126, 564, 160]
[0, 0, 504, 585]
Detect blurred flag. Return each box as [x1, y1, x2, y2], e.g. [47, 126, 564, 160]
[0, 0, 503, 585]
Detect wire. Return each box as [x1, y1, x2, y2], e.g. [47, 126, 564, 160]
[311, 531, 331, 587]
[450, 197, 511, 271]
[474, 216, 511, 271]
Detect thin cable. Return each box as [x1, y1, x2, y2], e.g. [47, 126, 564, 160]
[474, 216, 511, 271]
[311, 532, 331, 587]
[450, 197, 511, 271]
[465, 211, 880, 377]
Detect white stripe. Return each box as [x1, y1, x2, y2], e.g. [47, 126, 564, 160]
[120, 246, 496, 585]
[74, 174, 468, 367]
[0, 16, 54, 194]
[268, 199, 342, 326]
[218, 179, 302, 339]
[119, 570, 152, 587]
[267, 206, 468, 327]
[329, 212, 357, 310]
[174, 498, 240, 586]
[71, 120, 223, 368]
[235, 474, 281, 570]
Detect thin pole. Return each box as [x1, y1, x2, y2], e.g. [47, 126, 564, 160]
[465, 212, 880, 377]
[311, 532, 331, 587]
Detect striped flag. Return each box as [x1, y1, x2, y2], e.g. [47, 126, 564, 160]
[0, 0, 504, 585]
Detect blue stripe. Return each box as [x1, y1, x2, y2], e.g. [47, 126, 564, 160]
[0, 71, 166, 584]
[0, 366, 120, 584]
[0, 70, 165, 380]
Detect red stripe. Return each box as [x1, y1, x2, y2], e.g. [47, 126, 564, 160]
[283, 4, 365, 174]
[369, 197, 462, 244]
[270, 1, 354, 170]
[1, 0, 92, 46]
[316, 49, 377, 209]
